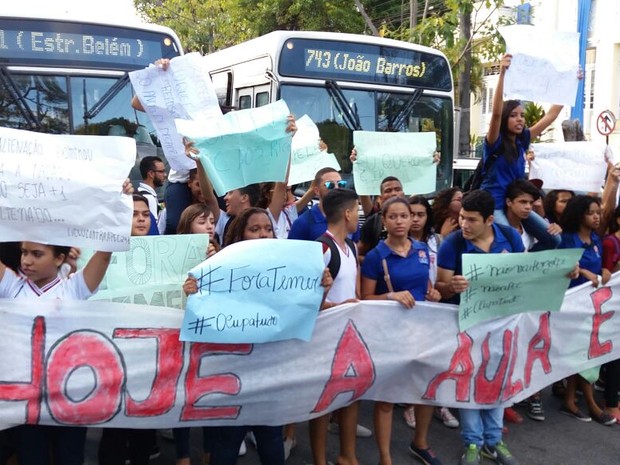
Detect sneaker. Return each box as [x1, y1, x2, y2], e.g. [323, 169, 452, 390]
[481, 442, 519, 465]
[503, 407, 523, 424]
[559, 405, 592, 422]
[592, 411, 617, 426]
[527, 398, 545, 421]
[238, 440, 247, 456]
[327, 421, 372, 438]
[435, 407, 459, 428]
[283, 437, 296, 461]
[403, 405, 416, 429]
[408, 443, 443, 465]
[460, 444, 481, 465]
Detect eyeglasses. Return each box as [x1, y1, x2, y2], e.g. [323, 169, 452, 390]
[324, 180, 347, 190]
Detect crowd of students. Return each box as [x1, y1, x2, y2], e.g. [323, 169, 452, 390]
[1, 52, 619, 465]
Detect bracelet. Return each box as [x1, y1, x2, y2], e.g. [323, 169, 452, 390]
[387, 292, 394, 301]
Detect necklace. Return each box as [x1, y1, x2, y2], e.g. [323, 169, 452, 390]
[386, 240, 410, 257]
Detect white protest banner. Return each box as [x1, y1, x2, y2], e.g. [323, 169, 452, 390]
[459, 249, 583, 331]
[353, 131, 436, 195]
[176, 100, 292, 196]
[2, 275, 620, 429]
[530, 141, 607, 192]
[0, 127, 134, 251]
[129, 53, 222, 172]
[182, 239, 325, 343]
[289, 115, 341, 185]
[499, 25, 579, 106]
[78, 234, 209, 308]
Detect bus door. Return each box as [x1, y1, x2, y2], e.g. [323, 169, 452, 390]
[236, 84, 271, 109]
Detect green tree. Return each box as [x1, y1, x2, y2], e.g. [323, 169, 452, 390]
[134, 0, 253, 52]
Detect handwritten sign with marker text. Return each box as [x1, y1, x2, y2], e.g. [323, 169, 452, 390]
[500, 25, 579, 106]
[352, 131, 436, 195]
[176, 100, 292, 196]
[529, 142, 607, 192]
[289, 115, 341, 185]
[79, 234, 209, 308]
[0, 127, 134, 251]
[459, 249, 583, 331]
[182, 239, 325, 343]
[129, 52, 222, 172]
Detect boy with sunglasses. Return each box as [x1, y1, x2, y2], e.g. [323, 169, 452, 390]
[289, 168, 360, 242]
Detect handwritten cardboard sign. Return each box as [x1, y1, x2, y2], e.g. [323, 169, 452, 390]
[129, 52, 222, 171]
[78, 234, 209, 308]
[289, 115, 341, 185]
[1, 275, 619, 429]
[529, 142, 607, 192]
[0, 127, 134, 251]
[181, 239, 325, 343]
[459, 249, 583, 331]
[176, 100, 292, 196]
[500, 25, 579, 106]
[352, 131, 436, 195]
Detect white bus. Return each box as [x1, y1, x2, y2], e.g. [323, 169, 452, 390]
[0, 14, 182, 160]
[203, 31, 455, 191]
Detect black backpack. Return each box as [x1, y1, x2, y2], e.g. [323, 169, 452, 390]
[316, 234, 358, 279]
[464, 153, 498, 192]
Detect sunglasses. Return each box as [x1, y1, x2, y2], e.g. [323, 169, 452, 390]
[324, 180, 347, 190]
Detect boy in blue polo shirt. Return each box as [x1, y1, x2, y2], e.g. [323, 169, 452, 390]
[435, 190, 523, 465]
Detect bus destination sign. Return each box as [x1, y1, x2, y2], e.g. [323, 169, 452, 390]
[0, 19, 178, 70]
[279, 38, 451, 91]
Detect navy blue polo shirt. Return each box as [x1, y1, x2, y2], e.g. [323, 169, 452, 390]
[438, 223, 525, 276]
[288, 203, 360, 242]
[480, 129, 530, 208]
[361, 239, 430, 301]
[560, 231, 602, 288]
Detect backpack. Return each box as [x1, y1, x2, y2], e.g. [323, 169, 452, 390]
[464, 153, 498, 192]
[316, 234, 358, 279]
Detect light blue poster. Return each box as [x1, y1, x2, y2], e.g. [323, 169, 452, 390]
[181, 239, 325, 343]
[176, 100, 292, 196]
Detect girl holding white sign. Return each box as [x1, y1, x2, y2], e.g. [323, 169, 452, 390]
[0, 180, 132, 465]
[360, 197, 441, 465]
[482, 53, 567, 251]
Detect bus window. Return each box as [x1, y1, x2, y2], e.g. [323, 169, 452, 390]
[0, 74, 69, 133]
[256, 91, 269, 107]
[239, 95, 251, 110]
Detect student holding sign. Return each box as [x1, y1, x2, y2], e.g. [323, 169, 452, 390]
[1, 179, 132, 465]
[182, 207, 331, 465]
[558, 195, 616, 426]
[360, 197, 442, 465]
[481, 53, 565, 251]
[435, 190, 524, 465]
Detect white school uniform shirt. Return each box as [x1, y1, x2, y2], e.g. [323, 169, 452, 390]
[267, 204, 298, 239]
[0, 269, 93, 300]
[322, 231, 358, 304]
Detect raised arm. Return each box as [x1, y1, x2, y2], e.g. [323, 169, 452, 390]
[529, 105, 563, 141]
[486, 54, 511, 146]
[598, 160, 620, 236]
[183, 138, 221, 223]
[295, 180, 317, 214]
[83, 251, 112, 293]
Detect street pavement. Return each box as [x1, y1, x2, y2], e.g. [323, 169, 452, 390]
[84, 387, 620, 465]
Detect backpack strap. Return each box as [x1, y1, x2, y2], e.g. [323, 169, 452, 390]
[316, 235, 357, 280]
[316, 234, 342, 279]
[495, 223, 523, 253]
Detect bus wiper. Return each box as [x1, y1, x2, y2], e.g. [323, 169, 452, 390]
[0, 66, 41, 130]
[325, 80, 362, 130]
[83, 73, 130, 121]
[265, 69, 279, 85]
[391, 88, 422, 131]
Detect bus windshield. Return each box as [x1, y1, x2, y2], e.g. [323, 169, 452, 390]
[280, 83, 453, 191]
